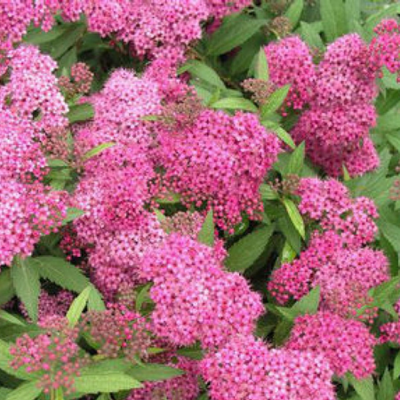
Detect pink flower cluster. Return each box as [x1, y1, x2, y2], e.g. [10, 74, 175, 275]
[0, 46, 67, 266]
[128, 356, 200, 400]
[82, 303, 151, 362]
[20, 290, 74, 323]
[297, 178, 378, 248]
[265, 36, 316, 110]
[269, 231, 389, 320]
[9, 318, 82, 394]
[201, 334, 335, 400]
[157, 109, 281, 230]
[269, 178, 387, 319]
[286, 311, 377, 379]
[266, 23, 400, 177]
[140, 234, 264, 348]
[0, 45, 69, 132]
[0, 0, 252, 59]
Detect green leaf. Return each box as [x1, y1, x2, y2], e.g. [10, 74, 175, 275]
[282, 198, 305, 239]
[254, 47, 269, 81]
[300, 22, 324, 49]
[364, 4, 400, 39]
[129, 364, 184, 382]
[46, 23, 85, 59]
[284, 0, 304, 27]
[67, 103, 94, 124]
[10, 258, 40, 322]
[74, 371, 142, 394]
[260, 85, 291, 117]
[135, 283, 152, 312]
[178, 60, 225, 89]
[197, 210, 214, 247]
[345, 0, 360, 33]
[35, 256, 90, 292]
[211, 97, 258, 113]
[377, 369, 394, 400]
[349, 375, 375, 400]
[291, 286, 320, 316]
[88, 285, 106, 311]
[0, 270, 15, 306]
[24, 24, 70, 45]
[176, 346, 203, 360]
[259, 184, 278, 200]
[55, 388, 64, 400]
[83, 142, 116, 161]
[320, 0, 347, 42]
[262, 121, 296, 149]
[62, 207, 85, 225]
[66, 286, 91, 327]
[286, 142, 305, 175]
[0, 388, 11, 400]
[378, 221, 400, 253]
[393, 352, 400, 379]
[225, 225, 274, 272]
[207, 15, 267, 56]
[5, 381, 42, 400]
[0, 311, 25, 326]
[376, 113, 400, 132]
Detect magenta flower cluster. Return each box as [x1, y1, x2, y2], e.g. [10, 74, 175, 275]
[265, 19, 400, 176]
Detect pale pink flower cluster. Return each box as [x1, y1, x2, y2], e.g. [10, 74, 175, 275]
[201, 334, 335, 400]
[0, 45, 69, 133]
[140, 234, 264, 348]
[10, 317, 82, 394]
[157, 109, 281, 230]
[286, 311, 377, 379]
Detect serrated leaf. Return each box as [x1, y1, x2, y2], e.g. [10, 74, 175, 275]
[225, 225, 274, 272]
[349, 375, 375, 400]
[0, 270, 15, 306]
[378, 221, 400, 253]
[211, 97, 258, 113]
[10, 258, 40, 322]
[0, 311, 25, 326]
[83, 142, 116, 161]
[47, 23, 85, 59]
[286, 142, 305, 175]
[178, 60, 225, 89]
[135, 283, 152, 312]
[0, 388, 11, 400]
[74, 371, 142, 394]
[67, 103, 94, 124]
[282, 198, 305, 239]
[345, 0, 360, 33]
[35, 256, 90, 292]
[129, 364, 184, 382]
[207, 15, 267, 56]
[284, 0, 303, 27]
[320, 0, 347, 42]
[197, 210, 214, 247]
[66, 286, 91, 327]
[254, 48, 269, 81]
[5, 381, 42, 400]
[261, 85, 291, 117]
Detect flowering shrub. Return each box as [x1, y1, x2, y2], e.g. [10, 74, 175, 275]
[0, 1, 400, 400]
